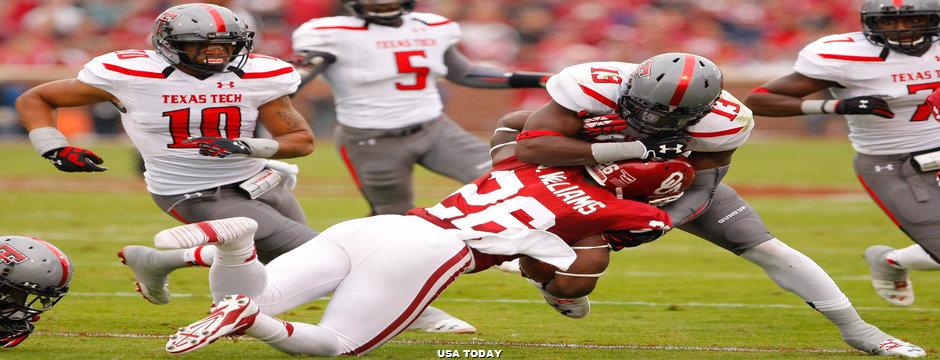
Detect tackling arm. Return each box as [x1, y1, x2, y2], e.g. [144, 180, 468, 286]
[443, 47, 551, 89]
[521, 234, 611, 299]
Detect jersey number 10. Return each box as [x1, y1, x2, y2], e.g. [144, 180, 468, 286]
[164, 106, 243, 148]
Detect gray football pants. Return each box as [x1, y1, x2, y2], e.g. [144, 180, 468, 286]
[335, 115, 492, 215]
[855, 152, 940, 263]
[151, 183, 318, 264]
[679, 183, 776, 254]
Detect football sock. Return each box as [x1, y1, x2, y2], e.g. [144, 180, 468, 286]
[249, 316, 341, 356]
[887, 245, 940, 271]
[182, 246, 216, 267]
[208, 224, 265, 303]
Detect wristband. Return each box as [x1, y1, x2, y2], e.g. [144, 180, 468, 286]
[590, 141, 647, 163]
[28, 127, 69, 156]
[237, 137, 279, 158]
[800, 100, 838, 115]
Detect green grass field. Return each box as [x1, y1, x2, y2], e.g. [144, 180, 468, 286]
[0, 138, 937, 359]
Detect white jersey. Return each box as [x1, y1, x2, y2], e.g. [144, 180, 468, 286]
[292, 13, 461, 129]
[77, 50, 301, 195]
[795, 31, 940, 155]
[546, 62, 754, 153]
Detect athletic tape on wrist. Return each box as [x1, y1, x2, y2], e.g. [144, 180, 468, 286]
[237, 138, 279, 158]
[800, 100, 837, 115]
[554, 270, 605, 278]
[28, 127, 69, 156]
[590, 141, 647, 163]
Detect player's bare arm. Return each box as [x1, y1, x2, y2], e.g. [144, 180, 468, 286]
[745, 72, 894, 118]
[515, 100, 599, 166]
[16, 79, 115, 172]
[256, 95, 315, 159]
[288, 50, 336, 94]
[521, 234, 610, 299]
[443, 47, 550, 89]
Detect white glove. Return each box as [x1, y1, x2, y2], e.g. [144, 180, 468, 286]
[265, 160, 299, 189]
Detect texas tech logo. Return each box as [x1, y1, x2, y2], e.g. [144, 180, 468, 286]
[633, 59, 654, 78]
[0, 244, 28, 265]
[158, 11, 180, 22]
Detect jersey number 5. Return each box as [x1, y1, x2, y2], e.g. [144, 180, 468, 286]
[395, 50, 430, 90]
[427, 171, 557, 234]
[165, 106, 243, 148]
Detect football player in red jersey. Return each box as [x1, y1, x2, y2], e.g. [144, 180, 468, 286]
[745, 0, 940, 309]
[156, 111, 675, 355]
[513, 52, 925, 356]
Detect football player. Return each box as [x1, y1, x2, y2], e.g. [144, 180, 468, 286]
[514, 52, 925, 357]
[744, 0, 940, 308]
[289, 0, 552, 216]
[0, 236, 73, 348]
[15, 3, 317, 304]
[156, 119, 675, 355]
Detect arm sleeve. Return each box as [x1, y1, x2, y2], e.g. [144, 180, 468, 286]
[443, 47, 549, 89]
[661, 165, 730, 227]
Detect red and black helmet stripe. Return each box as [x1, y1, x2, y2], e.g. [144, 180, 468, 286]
[668, 54, 697, 107]
[200, 4, 228, 32]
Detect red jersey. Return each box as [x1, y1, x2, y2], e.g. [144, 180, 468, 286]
[408, 157, 670, 271]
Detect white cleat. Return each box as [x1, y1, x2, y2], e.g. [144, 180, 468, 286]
[155, 217, 258, 249]
[870, 339, 926, 358]
[865, 245, 914, 306]
[526, 278, 590, 318]
[165, 294, 258, 355]
[118, 245, 171, 305]
[407, 306, 476, 334]
[494, 259, 521, 273]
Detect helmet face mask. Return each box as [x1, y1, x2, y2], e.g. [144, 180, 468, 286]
[618, 53, 722, 139]
[861, 0, 940, 55]
[342, 0, 417, 25]
[151, 4, 254, 75]
[0, 236, 72, 322]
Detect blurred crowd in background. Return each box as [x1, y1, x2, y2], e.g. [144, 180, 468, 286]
[0, 0, 861, 137]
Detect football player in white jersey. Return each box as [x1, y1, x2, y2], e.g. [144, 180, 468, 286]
[15, 3, 320, 305]
[745, 0, 940, 308]
[512, 52, 924, 357]
[289, 0, 551, 216]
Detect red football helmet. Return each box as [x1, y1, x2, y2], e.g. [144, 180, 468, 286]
[585, 157, 695, 206]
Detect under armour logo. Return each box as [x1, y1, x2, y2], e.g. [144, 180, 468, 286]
[182, 192, 203, 200]
[859, 100, 869, 109]
[659, 144, 684, 154]
[874, 164, 895, 172]
[217, 81, 235, 88]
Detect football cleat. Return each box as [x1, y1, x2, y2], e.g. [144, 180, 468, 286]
[118, 245, 172, 305]
[864, 245, 914, 306]
[870, 339, 926, 358]
[166, 294, 258, 355]
[154, 217, 258, 249]
[526, 278, 590, 318]
[407, 306, 476, 334]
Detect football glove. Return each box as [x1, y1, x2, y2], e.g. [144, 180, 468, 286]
[638, 133, 690, 160]
[0, 320, 34, 348]
[579, 111, 628, 142]
[927, 88, 940, 121]
[42, 146, 108, 172]
[184, 137, 252, 158]
[602, 228, 668, 251]
[834, 96, 894, 119]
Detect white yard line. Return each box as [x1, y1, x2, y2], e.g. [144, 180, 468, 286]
[37, 331, 855, 354]
[69, 292, 940, 313]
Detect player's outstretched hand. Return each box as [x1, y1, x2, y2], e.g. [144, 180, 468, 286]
[579, 111, 627, 142]
[639, 133, 689, 160]
[835, 96, 894, 118]
[184, 137, 251, 158]
[42, 146, 108, 172]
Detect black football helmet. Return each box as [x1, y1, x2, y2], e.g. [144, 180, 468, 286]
[151, 3, 255, 74]
[861, 0, 940, 55]
[342, 0, 417, 24]
[0, 236, 72, 323]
